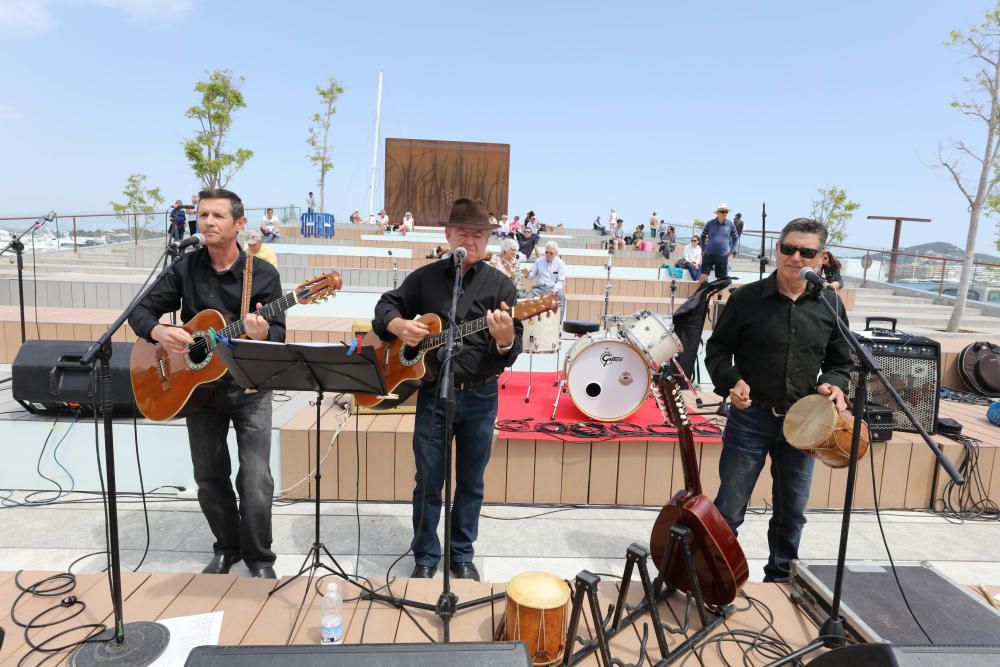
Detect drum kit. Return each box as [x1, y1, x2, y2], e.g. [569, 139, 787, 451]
[539, 310, 684, 422]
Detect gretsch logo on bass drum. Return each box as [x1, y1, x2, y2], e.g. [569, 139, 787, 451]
[600, 349, 624, 367]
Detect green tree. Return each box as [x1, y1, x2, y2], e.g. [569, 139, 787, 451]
[307, 77, 344, 214]
[184, 69, 253, 189]
[692, 218, 705, 231]
[109, 173, 164, 240]
[940, 5, 1000, 331]
[810, 186, 859, 245]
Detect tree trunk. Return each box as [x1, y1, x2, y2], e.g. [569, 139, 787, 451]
[946, 206, 981, 331]
[319, 169, 326, 214]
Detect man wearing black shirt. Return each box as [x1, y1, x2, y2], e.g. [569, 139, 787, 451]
[372, 198, 521, 581]
[705, 218, 851, 582]
[129, 189, 285, 579]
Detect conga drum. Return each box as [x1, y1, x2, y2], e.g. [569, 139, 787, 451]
[782, 394, 870, 468]
[503, 572, 570, 665]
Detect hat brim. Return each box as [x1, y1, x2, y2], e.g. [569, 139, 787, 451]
[439, 220, 499, 230]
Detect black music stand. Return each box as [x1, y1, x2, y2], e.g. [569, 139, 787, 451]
[214, 339, 388, 594]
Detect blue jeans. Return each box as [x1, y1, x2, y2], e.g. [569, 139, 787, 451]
[186, 376, 275, 568]
[714, 405, 815, 581]
[411, 378, 499, 567]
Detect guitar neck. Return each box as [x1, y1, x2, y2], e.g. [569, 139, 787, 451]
[653, 372, 702, 497]
[218, 291, 299, 340]
[419, 315, 491, 353]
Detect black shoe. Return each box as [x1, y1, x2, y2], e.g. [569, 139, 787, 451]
[202, 554, 241, 574]
[449, 561, 480, 581]
[248, 565, 276, 579]
[410, 564, 437, 578]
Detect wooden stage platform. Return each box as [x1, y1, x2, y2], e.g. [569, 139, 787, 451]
[0, 567, 881, 666]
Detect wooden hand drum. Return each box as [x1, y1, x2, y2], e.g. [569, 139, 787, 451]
[503, 572, 570, 666]
[782, 394, 870, 468]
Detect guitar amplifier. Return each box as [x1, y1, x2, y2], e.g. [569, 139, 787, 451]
[848, 328, 940, 435]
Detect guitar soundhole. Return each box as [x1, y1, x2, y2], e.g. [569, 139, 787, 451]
[185, 331, 214, 370]
[399, 344, 421, 367]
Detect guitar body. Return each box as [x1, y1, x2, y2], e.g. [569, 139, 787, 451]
[354, 313, 443, 410]
[130, 309, 228, 422]
[649, 493, 749, 606]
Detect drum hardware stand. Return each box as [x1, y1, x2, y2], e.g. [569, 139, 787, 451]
[388, 249, 398, 289]
[603, 243, 615, 330]
[562, 539, 729, 666]
[668, 280, 677, 317]
[769, 286, 965, 666]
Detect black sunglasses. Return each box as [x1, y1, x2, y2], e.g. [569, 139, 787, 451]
[779, 243, 820, 259]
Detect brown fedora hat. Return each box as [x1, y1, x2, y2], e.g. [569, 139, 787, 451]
[440, 197, 497, 230]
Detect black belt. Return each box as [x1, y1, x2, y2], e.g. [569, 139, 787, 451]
[454, 376, 496, 391]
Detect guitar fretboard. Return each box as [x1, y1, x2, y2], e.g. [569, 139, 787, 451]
[218, 291, 299, 340]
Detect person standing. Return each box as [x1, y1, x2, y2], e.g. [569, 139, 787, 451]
[705, 217, 851, 582]
[698, 203, 740, 283]
[187, 195, 199, 236]
[733, 212, 745, 255]
[306, 192, 316, 213]
[371, 198, 522, 581]
[169, 199, 187, 242]
[129, 189, 285, 579]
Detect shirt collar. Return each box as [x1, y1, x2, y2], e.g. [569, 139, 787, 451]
[196, 244, 247, 277]
[761, 270, 821, 301]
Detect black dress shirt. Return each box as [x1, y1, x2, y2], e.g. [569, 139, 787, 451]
[705, 272, 852, 412]
[129, 246, 286, 343]
[371, 258, 522, 383]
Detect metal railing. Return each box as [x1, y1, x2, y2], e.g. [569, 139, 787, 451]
[0, 205, 301, 254]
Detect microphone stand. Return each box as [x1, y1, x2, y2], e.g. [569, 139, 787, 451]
[436, 251, 465, 641]
[70, 244, 186, 666]
[389, 249, 398, 289]
[758, 202, 768, 281]
[0, 214, 51, 343]
[770, 284, 964, 666]
[602, 243, 614, 330]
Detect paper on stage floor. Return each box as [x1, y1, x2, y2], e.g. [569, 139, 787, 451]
[149, 610, 223, 667]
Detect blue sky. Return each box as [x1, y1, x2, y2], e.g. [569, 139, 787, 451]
[2, 0, 999, 253]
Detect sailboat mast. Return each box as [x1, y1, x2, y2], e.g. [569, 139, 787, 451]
[368, 69, 384, 220]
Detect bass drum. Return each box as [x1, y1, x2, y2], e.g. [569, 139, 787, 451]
[566, 332, 650, 422]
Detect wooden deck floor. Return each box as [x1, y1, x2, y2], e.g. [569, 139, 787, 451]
[0, 568, 837, 666]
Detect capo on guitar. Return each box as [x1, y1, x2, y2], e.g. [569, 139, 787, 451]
[209, 328, 237, 351]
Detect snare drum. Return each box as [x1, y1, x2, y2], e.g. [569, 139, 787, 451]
[783, 394, 870, 468]
[504, 572, 570, 666]
[566, 332, 650, 421]
[620, 310, 683, 369]
[522, 312, 561, 354]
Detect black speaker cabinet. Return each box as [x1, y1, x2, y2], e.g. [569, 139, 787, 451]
[807, 643, 1000, 666]
[12, 340, 136, 415]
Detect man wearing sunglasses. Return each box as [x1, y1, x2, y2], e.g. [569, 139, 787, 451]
[705, 218, 852, 583]
[698, 203, 740, 284]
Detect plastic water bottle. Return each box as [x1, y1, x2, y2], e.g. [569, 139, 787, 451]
[319, 581, 343, 645]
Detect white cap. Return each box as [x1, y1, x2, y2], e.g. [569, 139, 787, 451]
[715, 203, 730, 213]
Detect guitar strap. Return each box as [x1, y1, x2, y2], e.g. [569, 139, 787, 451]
[239, 253, 254, 336]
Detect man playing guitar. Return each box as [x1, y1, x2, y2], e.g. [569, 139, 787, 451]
[371, 198, 522, 581]
[129, 188, 284, 579]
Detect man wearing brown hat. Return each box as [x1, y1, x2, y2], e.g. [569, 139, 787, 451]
[372, 198, 523, 581]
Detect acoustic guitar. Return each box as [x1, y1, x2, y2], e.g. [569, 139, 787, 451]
[130, 272, 342, 421]
[648, 370, 748, 606]
[354, 294, 560, 410]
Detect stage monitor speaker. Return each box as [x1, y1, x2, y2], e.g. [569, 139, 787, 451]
[848, 331, 940, 434]
[806, 643, 1000, 666]
[12, 340, 137, 416]
[183, 641, 532, 666]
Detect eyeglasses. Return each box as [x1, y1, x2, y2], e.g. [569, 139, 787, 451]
[779, 243, 820, 259]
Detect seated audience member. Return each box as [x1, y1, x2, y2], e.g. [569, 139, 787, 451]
[509, 215, 522, 235]
[260, 208, 281, 242]
[349, 209, 363, 224]
[821, 251, 844, 289]
[517, 227, 540, 258]
[523, 241, 567, 314]
[594, 216, 608, 235]
[424, 243, 450, 259]
[611, 219, 626, 249]
[246, 230, 278, 268]
[676, 236, 702, 280]
[632, 223, 646, 245]
[489, 237, 521, 282]
[399, 211, 414, 235]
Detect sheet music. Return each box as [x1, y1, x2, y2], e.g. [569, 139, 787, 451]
[149, 610, 223, 667]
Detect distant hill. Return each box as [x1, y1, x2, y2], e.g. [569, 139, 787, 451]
[901, 241, 1000, 264]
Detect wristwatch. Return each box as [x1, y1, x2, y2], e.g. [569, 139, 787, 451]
[496, 340, 514, 355]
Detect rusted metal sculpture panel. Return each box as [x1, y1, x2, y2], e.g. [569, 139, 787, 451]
[384, 138, 510, 225]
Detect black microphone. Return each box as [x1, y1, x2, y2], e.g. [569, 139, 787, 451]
[799, 266, 829, 288]
[172, 232, 205, 250]
[453, 246, 467, 264]
[34, 211, 57, 229]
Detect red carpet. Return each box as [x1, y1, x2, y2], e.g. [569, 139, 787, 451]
[496, 370, 722, 442]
